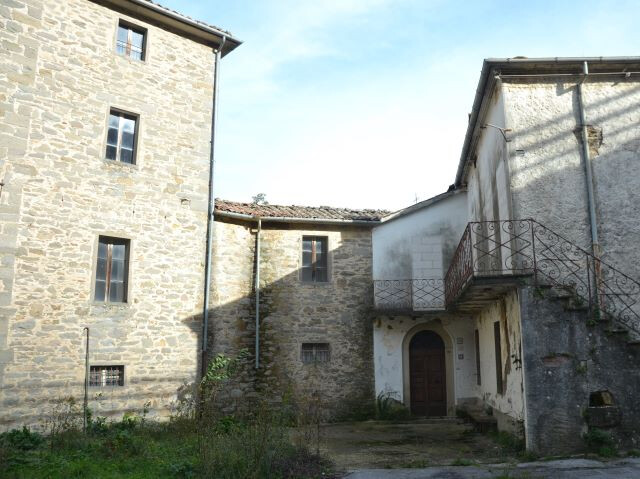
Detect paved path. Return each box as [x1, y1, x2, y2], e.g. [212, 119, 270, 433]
[345, 458, 640, 478]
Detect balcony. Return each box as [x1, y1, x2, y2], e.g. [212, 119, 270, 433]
[373, 279, 445, 312]
[374, 219, 640, 332]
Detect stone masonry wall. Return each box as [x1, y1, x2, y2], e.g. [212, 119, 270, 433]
[1, 0, 215, 429]
[519, 285, 640, 454]
[209, 218, 375, 418]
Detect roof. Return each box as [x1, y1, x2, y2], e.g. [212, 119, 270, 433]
[455, 56, 640, 186]
[215, 199, 389, 223]
[95, 0, 241, 54]
[379, 188, 465, 225]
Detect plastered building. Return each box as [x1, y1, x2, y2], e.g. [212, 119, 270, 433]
[2, 1, 640, 455]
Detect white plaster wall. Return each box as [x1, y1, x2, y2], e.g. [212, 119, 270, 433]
[466, 84, 512, 223]
[474, 291, 525, 422]
[373, 315, 477, 404]
[372, 192, 468, 281]
[505, 78, 640, 282]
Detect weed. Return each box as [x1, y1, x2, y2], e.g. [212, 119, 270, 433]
[583, 427, 617, 457]
[451, 458, 474, 466]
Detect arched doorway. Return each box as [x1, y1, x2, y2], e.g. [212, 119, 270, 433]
[409, 330, 446, 416]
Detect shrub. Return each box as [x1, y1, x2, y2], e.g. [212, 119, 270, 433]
[0, 426, 44, 451]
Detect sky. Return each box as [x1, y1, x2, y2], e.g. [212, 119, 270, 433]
[162, 0, 640, 211]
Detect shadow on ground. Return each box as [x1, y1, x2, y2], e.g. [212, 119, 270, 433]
[313, 418, 517, 471]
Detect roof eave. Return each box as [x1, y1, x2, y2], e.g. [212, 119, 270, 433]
[214, 209, 382, 226]
[455, 56, 640, 187]
[94, 0, 242, 54]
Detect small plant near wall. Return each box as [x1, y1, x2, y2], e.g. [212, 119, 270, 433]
[583, 427, 617, 457]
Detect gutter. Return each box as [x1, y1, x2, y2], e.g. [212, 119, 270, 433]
[98, 0, 242, 55]
[202, 37, 225, 363]
[214, 209, 381, 226]
[254, 219, 261, 369]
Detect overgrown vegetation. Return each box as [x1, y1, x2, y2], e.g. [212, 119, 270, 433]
[0, 351, 337, 479]
[583, 427, 617, 457]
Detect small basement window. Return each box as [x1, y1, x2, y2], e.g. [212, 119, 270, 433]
[90, 365, 124, 387]
[301, 343, 330, 364]
[116, 21, 146, 61]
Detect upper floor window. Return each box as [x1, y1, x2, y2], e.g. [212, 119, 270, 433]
[302, 236, 328, 282]
[95, 236, 130, 303]
[106, 110, 138, 164]
[116, 21, 146, 61]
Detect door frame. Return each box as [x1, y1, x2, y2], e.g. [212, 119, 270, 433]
[402, 321, 455, 416]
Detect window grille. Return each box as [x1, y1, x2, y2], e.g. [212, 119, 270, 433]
[301, 343, 330, 364]
[89, 365, 124, 387]
[116, 22, 146, 61]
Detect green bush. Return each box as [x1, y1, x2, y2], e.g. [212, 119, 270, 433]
[0, 426, 44, 451]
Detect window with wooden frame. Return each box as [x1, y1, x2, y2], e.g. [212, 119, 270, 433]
[475, 329, 481, 386]
[301, 236, 328, 282]
[116, 21, 146, 60]
[106, 109, 138, 164]
[89, 365, 125, 387]
[494, 321, 504, 394]
[301, 343, 330, 364]
[95, 236, 130, 303]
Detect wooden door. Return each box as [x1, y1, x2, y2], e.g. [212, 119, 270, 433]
[409, 330, 446, 416]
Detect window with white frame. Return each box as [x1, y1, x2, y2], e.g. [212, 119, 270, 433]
[105, 110, 138, 164]
[116, 21, 146, 60]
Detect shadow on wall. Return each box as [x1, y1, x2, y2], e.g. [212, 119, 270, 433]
[201, 218, 376, 419]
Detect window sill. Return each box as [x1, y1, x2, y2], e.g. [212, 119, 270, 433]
[300, 281, 333, 287]
[91, 301, 131, 310]
[102, 158, 138, 170]
[114, 52, 146, 64]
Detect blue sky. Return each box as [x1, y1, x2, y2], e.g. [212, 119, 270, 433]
[161, 0, 640, 211]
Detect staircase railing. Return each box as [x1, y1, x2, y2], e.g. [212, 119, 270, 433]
[444, 219, 640, 335]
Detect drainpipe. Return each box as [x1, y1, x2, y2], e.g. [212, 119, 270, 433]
[254, 218, 261, 369]
[576, 61, 601, 293]
[202, 36, 226, 366]
[83, 327, 89, 433]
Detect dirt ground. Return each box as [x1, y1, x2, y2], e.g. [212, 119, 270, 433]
[310, 418, 519, 471]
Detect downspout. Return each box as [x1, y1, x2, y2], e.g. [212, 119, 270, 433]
[202, 36, 226, 367]
[576, 61, 601, 286]
[254, 218, 261, 369]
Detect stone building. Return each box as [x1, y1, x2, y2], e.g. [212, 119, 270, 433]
[208, 200, 386, 416]
[2, 3, 640, 456]
[0, 0, 239, 428]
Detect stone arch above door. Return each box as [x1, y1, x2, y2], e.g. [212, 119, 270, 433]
[402, 320, 455, 416]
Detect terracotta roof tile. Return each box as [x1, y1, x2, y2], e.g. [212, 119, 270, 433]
[215, 199, 389, 222]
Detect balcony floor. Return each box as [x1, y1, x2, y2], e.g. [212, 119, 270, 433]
[446, 274, 532, 314]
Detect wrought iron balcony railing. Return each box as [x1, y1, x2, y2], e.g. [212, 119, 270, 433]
[444, 219, 640, 335]
[373, 279, 445, 311]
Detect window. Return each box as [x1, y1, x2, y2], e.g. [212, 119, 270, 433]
[494, 322, 504, 394]
[302, 236, 328, 282]
[301, 343, 330, 364]
[116, 21, 146, 60]
[95, 236, 130, 303]
[475, 329, 481, 386]
[106, 110, 138, 164]
[89, 365, 124, 387]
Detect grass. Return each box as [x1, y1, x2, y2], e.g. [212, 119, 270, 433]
[0, 352, 337, 479]
[0, 416, 336, 479]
